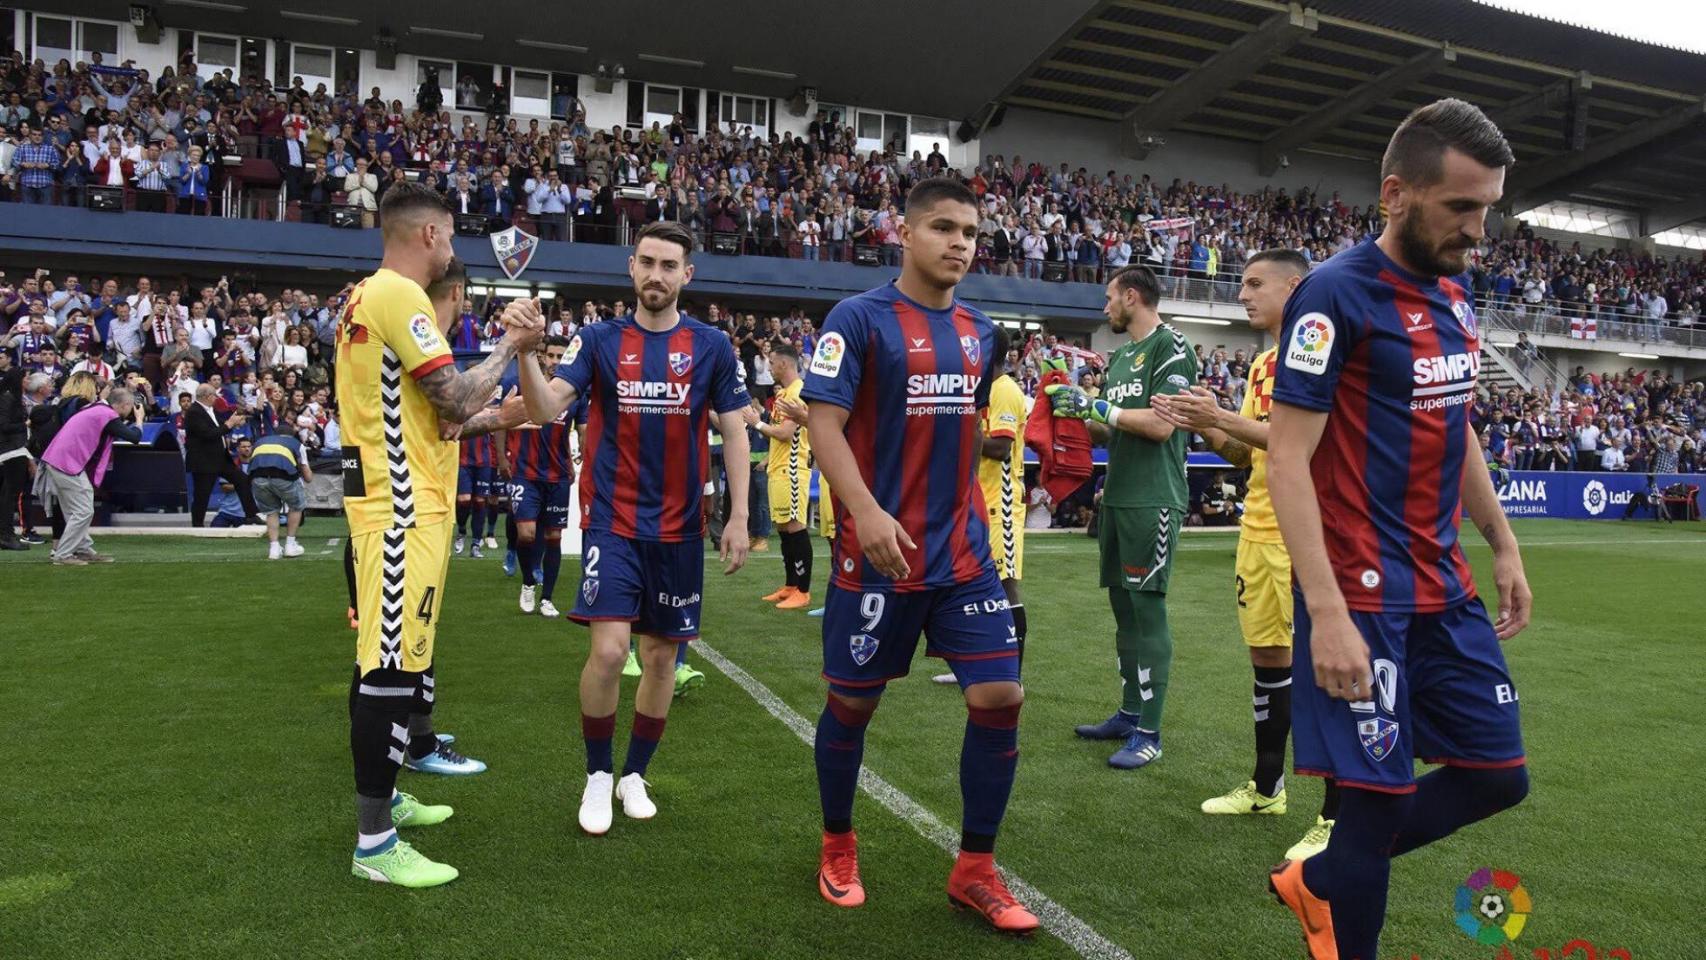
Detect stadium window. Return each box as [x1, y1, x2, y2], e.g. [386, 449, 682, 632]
[77, 20, 118, 62]
[454, 61, 494, 111]
[31, 15, 72, 64]
[718, 94, 767, 135]
[643, 84, 682, 130]
[292, 44, 334, 95]
[196, 33, 239, 72]
[680, 86, 700, 133]
[550, 73, 579, 121]
[512, 69, 550, 117]
[418, 58, 455, 112]
[907, 116, 949, 161]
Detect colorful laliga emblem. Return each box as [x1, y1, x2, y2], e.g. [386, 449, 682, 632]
[849, 633, 880, 667]
[1358, 717, 1400, 762]
[669, 351, 693, 377]
[959, 334, 980, 366]
[581, 577, 599, 605]
[490, 225, 539, 280]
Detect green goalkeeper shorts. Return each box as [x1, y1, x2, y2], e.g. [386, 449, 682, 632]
[1098, 505, 1180, 594]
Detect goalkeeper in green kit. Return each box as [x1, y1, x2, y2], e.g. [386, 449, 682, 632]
[1046, 264, 1197, 769]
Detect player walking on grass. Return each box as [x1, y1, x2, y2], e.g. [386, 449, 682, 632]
[339, 184, 531, 887]
[758, 342, 815, 610]
[513, 221, 751, 836]
[1048, 265, 1197, 770]
[934, 324, 1026, 685]
[1152, 249, 1340, 861]
[802, 178, 1037, 935]
[1264, 99, 1531, 960]
[502, 336, 580, 620]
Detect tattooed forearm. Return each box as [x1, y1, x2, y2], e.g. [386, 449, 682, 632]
[417, 340, 517, 423]
[458, 407, 506, 437]
[1216, 436, 1253, 468]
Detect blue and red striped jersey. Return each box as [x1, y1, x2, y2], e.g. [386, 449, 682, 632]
[556, 316, 747, 542]
[1270, 239, 1481, 614]
[459, 433, 495, 468]
[799, 281, 998, 593]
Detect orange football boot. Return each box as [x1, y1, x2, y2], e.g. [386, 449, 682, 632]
[947, 852, 1039, 936]
[763, 585, 796, 603]
[776, 590, 813, 610]
[1269, 858, 1338, 959]
[818, 831, 865, 908]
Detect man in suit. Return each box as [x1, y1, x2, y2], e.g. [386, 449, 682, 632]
[480, 171, 515, 230]
[185, 382, 258, 527]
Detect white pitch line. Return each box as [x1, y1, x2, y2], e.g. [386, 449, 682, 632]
[692, 638, 1135, 960]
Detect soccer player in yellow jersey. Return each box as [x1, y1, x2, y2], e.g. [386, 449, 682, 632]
[340, 181, 533, 888]
[758, 342, 815, 609]
[1153, 248, 1338, 862]
[934, 324, 1026, 683]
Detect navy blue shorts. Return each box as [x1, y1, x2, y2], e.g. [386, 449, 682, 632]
[508, 477, 569, 529]
[821, 571, 1019, 697]
[458, 465, 498, 498]
[569, 530, 703, 640]
[1292, 595, 1525, 794]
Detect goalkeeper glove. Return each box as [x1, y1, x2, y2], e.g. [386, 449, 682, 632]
[1044, 383, 1113, 424]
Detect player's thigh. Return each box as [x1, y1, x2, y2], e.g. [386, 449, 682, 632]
[1100, 506, 1179, 594]
[1407, 599, 1526, 767]
[923, 572, 1020, 689]
[457, 466, 474, 498]
[509, 479, 544, 522]
[1235, 538, 1293, 649]
[540, 480, 571, 531]
[635, 539, 704, 640]
[472, 468, 499, 501]
[570, 530, 644, 625]
[987, 504, 1024, 581]
[822, 584, 926, 693]
[353, 521, 451, 675]
[1290, 601, 1416, 792]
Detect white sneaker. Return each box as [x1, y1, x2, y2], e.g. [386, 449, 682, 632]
[483, 536, 498, 549]
[454, 534, 466, 555]
[579, 771, 614, 835]
[284, 539, 304, 558]
[519, 584, 537, 614]
[615, 772, 657, 820]
[268, 542, 282, 561]
[931, 672, 958, 685]
[539, 599, 561, 618]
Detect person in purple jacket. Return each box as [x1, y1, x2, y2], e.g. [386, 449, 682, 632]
[38, 387, 143, 565]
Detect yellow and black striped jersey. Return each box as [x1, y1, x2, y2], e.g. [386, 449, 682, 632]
[766, 378, 811, 474]
[977, 374, 1027, 518]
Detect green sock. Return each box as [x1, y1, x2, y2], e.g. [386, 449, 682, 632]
[1110, 587, 1172, 731]
[1111, 588, 1145, 717]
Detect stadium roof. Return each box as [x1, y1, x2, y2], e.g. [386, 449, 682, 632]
[993, 0, 1706, 232]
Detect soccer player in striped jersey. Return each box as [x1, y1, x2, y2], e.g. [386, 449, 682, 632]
[1264, 100, 1531, 960]
[454, 414, 498, 558]
[501, 336, 579, 619]
[1153, 248, 1340, 862]
[801, 178, 1037, 935]
[338, 183, 533, 887]
[933, 324, 1026, 684]
[512, 221, 751, 836]
[757, 342, 814, 610]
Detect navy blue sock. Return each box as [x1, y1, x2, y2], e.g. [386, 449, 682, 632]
[471, 502, 487, 540]
[582, 712, 614, 775]
[675, 642, 688, 667]
[540, 539, 562, 599]
[1302, 787, 1413, 960]
[815, 697, 872, 833]
[960, 704, 1021, 853]
[1391, 764, 1529, 856]
[517, 540, 539, 586]
[505, 513, 517, 550]
[622, 712, 666, 777]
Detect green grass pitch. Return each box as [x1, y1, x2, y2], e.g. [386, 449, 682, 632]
[3, 519, 1698, 959]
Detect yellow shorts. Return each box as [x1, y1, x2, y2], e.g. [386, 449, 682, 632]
[987, 503, 1025, 581]
[817, 473, 835, 539]
[768, 465, 811, 526]
[1235, 537, 1293, 648]
[352, 520, 451, 675]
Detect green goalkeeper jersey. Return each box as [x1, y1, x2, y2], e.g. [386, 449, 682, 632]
[1100, 323, 1198, 510]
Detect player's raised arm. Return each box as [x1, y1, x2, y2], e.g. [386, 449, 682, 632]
[1460, 423, 1531, 640]
[1153, 386, 1267, 466]
[416, 299, 536, 425]
[1048, 383, 1176, 443]
[515, 307, 582, 423]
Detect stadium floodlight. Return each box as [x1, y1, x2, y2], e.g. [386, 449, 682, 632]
[518, 40, 589, 54]
[413, 26, 484, 41]
[1618, 352, 1660, 359]
[638, 53, 705, 68]
[164, 0, 247, 11]
[1168, 316, 1232, 326]
[733, 65, 797, 80]
[279, 9, 360, 25]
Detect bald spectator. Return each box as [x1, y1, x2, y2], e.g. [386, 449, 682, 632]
[185, 382, 258, 527]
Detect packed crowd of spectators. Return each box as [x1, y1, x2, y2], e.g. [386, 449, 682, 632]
[1469, 366, 1705, 475]
[8, 47, 1701, 327]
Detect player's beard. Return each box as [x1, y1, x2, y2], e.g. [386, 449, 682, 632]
[1107, 308, 1131, 334]
[1397, 211, 1473, 277]
[635, 283, 676, 313]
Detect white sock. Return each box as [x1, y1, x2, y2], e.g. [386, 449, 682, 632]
[286, 536, 298, 546]
[356, 828, 396, 852]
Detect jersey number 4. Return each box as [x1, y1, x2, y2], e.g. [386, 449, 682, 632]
[417, 586, 437, 625]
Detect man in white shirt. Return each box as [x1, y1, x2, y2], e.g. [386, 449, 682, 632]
[1575, 419, 1602, 471]
[1599, 444, 1626, 472]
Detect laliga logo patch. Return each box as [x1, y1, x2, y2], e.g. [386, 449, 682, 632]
[849, 633, 880, 667]
[409, 314, 443, 353]
[581, 577, 599, 604]
[1582, 479, 1608, 516]
[669, 351, 693, 377]
[1285, 312, 1334, 376]
[842, 557, 855, 573]
[810, 332, 846, 378]
[959, 334, 980, 367]
[1361, 568, 1381, 589]
[564, 334, 582, 367]
[1358, 717, 1400, 763]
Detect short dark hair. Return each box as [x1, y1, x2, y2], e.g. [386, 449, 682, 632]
[1245, 248, 1311, 276]
[1381, 98, 1514, 185]
[633, 220, 694, 260]
[1108, 264, 1161, 308]
[543, 334, 571, 349]
[905, 177, 978, 218]
[425, 256, 466, 302]
[769, 341, 800, 364]
[991, 322, 1012, 366]
[379, 180, 452, 237]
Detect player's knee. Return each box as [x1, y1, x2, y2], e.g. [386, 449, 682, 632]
[456, 494, 471, 505]
[963, 680, 1024, 711]
[827, 689, 881, 720]
[543, 530, 562, 543]
[1249, 646, 1292, 669]
[585, 640, 628, 677]
[637, 636, 676, 671]
[1477, 765, 1529, 812]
